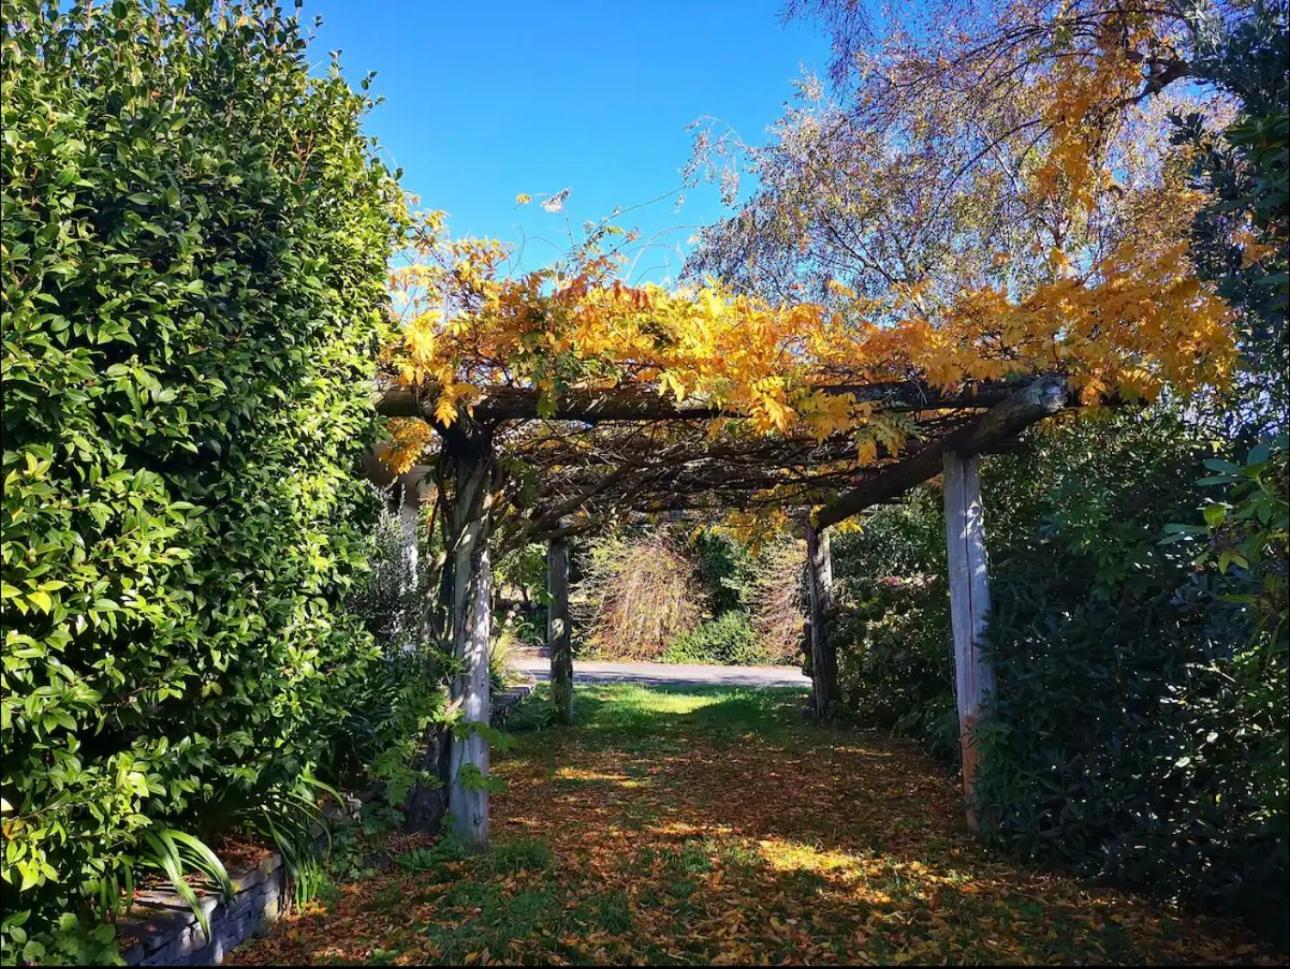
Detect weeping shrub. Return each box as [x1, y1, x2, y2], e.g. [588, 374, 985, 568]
[1, 1, 403, 959]
[575, 530, 703, 660]
[576, 528, 796, 665]
[747, 535, 807, 664]
[692, 529, 756, 614]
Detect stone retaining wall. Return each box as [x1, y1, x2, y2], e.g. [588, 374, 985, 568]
[492, 682, 533, 724]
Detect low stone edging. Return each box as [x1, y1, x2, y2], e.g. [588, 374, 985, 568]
[120, 685, 534, 966]
[121, 801, 356, 967]
[491, 681, 533, 725]
[119, 850, 285, 966]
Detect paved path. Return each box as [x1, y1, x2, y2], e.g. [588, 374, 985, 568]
[513, 655, 809, 689]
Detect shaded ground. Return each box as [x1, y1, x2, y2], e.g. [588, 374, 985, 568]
[230, 685, 1278, 965]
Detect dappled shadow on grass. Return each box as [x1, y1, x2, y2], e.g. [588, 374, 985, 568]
[228, 683, 1280, 966]
[506, 683, 961, 862]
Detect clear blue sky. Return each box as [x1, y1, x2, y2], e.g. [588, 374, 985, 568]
[303, 1, 831, 282]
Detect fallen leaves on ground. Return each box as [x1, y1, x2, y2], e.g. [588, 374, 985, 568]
[229, 686, 1281, 965]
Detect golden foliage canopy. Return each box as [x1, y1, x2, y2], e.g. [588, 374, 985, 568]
[378, 0, 1241, 531]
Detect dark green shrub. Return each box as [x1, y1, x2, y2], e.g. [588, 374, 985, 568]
[976, 408, 1287, 928]
[495, 541, 548, 616]
[830, 488, 956, 759]
[664, 611, 770, 665]
[693, 529, 756, 614]
[828, 405, 1286, 927]
[1, 0, 404, 958]
[974, 3, 1289, 924]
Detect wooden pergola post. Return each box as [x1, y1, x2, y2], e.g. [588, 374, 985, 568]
[442, 427, 495, 847]
[396, 472, 423, 650]
[805, 523, 840, 721]
[547, 523, 574, 725]
[942, 450, 996, 832]
[397, 473, 421, 586]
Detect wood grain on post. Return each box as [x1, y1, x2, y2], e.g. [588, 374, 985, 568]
[443, 431, 495, 848]
[805, 524, 840, 721]
[447, 513, 491, 846]
[943, 450, 996, 833]
[547, 523, 574, 725]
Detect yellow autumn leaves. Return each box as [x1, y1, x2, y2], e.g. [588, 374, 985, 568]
[380, 4, 1237, 481]
[384, 227, 1234, 465]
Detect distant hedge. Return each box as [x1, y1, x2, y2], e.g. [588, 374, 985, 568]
[1, 0, 403, 958]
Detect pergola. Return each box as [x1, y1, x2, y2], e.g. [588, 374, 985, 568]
[373, 372, 1074, 844]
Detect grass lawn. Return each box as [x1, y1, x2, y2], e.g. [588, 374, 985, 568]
[229, 684, 1278, 965]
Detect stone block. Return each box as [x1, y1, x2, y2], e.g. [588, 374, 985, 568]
[229, 864, 265, 893]
[122, 906, 195, 954]
[177, 920, 216, 958]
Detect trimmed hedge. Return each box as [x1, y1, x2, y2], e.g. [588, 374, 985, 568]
[1, 0, 403, 959]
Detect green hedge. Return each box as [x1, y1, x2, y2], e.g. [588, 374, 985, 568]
[1, 0, 403, 959]
[664, 611, 771, 666]
[976, 410, 1287, 930]
[830, 488, 958, 761]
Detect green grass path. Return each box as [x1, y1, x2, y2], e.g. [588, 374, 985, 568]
[230, 684, 1277, 965]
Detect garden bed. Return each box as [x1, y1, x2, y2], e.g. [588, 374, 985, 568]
[120, 801, 358, 966]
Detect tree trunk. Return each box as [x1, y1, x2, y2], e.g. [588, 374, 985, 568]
[547, 528, 574, 725]
[806, 524, 840, 722]
[943, 450, 996, 832]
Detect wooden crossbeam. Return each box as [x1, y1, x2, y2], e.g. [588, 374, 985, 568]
[376, 378, 1035, 424]
[813, 376, 1068, 530]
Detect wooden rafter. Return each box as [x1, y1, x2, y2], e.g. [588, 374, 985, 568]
[375, 374, 1074, 532]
